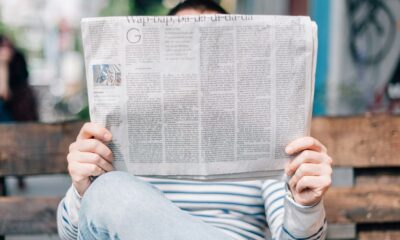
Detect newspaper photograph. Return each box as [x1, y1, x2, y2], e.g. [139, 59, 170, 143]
[81, 15, 318, 180]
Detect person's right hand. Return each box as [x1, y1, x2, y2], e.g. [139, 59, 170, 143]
[67, 122, 114, 196]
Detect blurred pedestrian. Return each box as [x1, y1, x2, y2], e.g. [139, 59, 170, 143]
[0, 35, 38, 122]
[0, 35, 38, 189]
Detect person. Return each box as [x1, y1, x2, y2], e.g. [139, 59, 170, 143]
[0, 35, 38, 122]
[58, 1, 332, 239]
[0, 35, 38, 189]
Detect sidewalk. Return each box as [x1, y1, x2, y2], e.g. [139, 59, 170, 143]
[6, 175, 71, 240]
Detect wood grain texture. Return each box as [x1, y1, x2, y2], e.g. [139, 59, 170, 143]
[0, 121, 83, 176]
[325, 185, 400, 224]
[311, 114, 400, 167]
[1, 115, 399, 175]
[359, 230, 400, 240]
[356, 168, 400, 186]
[0, 197, 61, 235]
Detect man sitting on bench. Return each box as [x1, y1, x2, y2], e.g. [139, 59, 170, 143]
[58, 1, 332, 239]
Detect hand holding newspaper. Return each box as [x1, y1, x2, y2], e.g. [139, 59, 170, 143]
[81, 15, 317, 180]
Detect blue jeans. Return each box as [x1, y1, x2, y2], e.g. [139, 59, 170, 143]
[78, 171, 233, 240]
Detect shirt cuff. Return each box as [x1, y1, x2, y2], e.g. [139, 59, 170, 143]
[64, 185, 83, 226]
[72, 184, 83, 199]
[283, 187, 326, 238]
[285, 183, 321, 208]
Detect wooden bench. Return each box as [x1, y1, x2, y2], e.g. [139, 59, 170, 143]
[312, 115, 400, 239]
[0, 121, 82, 238]
[0, 115, 399, 239]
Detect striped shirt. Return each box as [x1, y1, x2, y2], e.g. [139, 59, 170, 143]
[58, 178, 327, 239]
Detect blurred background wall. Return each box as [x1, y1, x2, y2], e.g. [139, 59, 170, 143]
[0, 0, 399, 122]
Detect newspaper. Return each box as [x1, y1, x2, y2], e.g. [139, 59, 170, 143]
[81, 15, 317, 181]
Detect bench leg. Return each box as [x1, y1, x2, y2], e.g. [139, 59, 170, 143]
[0, 177, 6, 239]
[0, 176, 6, 196]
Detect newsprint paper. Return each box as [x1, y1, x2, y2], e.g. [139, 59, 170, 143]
[81, 15, 317, 181]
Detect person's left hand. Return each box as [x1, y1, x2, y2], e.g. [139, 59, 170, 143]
[285, 136, 332, 206]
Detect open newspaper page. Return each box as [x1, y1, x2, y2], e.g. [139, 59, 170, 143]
[81, 15, 317, 180]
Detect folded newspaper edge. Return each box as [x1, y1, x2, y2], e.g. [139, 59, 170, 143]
[81, 15, 318, 181]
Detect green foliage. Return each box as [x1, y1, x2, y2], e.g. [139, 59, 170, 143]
[130, 0, 168, 15]
[0, 21, 17, 43]
[100, 0, 132, 16]
[77, 105, 90, 121]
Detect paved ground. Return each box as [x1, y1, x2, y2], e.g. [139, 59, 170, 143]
[5, 174, 71, 240]
[7, 235, 60, 240]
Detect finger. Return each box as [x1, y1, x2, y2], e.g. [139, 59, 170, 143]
[288, 163, 321, 189]
[289, 163, 332, 188]
[77, 122, 112, 141]
[295, 175, 331, 193]
[285, 150, 332, 176]
[70, 139, 113, 162]
[68, 151, 114, 172]
[69, 162, 105, 180]
[78, 163, 106, 177]
[285, 136, 327, 155]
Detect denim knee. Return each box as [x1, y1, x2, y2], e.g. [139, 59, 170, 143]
[80, 172, 133, 216]
[84, 171, 134, 198]
[79, 171, 160, 221]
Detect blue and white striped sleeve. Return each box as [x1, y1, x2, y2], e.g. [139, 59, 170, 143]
[57, 185, 82, 240]
[261, 179, 327, 240]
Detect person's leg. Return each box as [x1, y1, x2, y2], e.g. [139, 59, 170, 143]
[78, 171, 232, 240]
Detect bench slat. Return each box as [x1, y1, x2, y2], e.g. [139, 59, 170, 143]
[0, 197, 61, 235]
[325, 185, 400, 224]
[359, 230, 400, 240]
[0, 122, 82, 176]
[311, 114, 400, 167]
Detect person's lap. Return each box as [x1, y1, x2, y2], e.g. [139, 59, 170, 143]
[78, 171, 233, 240]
